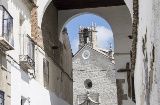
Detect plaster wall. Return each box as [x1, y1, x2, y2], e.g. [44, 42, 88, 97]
[30, 80, 71, 105]
[134, 0, 160, 105]
[10, 44, 72, 105]
[0, 0, 31, 63]
[0, 0, 31, 104]
[153, 0, 160, 104]
[34, 45, 73, 104]
[0, 0, 73, 105]
[11, 63, 71, 105]
[37, 3, 73, 104]
[37, 0, 52, 28]
[0, 54, 11, 105]
[124, 0, 133, 19]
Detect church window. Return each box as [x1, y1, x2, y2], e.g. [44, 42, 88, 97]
[82, 50, 90, 59]
[84, 79, 92, 89]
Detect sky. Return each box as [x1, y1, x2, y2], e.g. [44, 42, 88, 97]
[65, 14, 114, 54]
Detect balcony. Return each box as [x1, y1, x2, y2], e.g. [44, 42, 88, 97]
[0, 6, 14, 51]
[19, 34, 35, 70]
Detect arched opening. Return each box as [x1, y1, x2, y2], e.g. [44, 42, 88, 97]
[64, 13, 117, 105]
[62, 13, 114, 55]
[39, 1, 133, 105]
[57, 5, 134, 104]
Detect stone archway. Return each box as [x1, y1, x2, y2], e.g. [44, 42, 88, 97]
[58, 6, 134, 105]
[37, 1, 134, 105]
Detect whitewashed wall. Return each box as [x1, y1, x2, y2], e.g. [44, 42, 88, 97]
[0, 0, 31, 62]
[0, 0, 72, 105]
[134, 0, 160, 105]
[37, 0, 52, 28]
[11, 64, 70, 105]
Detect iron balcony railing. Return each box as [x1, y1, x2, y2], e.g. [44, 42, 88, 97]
[0, 5, 14, 51]
[19, 34, 35, 70]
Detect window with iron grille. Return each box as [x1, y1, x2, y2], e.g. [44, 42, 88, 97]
[0, 5, 14, 46]
[19, 34, 35, 69]
[20, 34, 35, 60]
[43, 58, 49, 88]
[0, 90, 4, 105]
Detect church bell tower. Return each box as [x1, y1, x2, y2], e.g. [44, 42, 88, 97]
[78, 23, 98, 50]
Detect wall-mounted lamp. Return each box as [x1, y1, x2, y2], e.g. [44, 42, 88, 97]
[128, 35, 133, 39]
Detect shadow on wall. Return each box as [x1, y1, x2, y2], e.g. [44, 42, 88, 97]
[39, 1, 61, 66]
[38, 1, 73, 105]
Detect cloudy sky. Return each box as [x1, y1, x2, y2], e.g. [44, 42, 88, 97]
[65, 14, 113, 54]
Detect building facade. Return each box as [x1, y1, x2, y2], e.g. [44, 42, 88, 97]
[0, 0, 73, 105]
[0, 0, 160, 105]
[73, 25, 117, 105]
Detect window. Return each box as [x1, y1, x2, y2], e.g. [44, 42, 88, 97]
[19, 34, 35, 69]
[27, 35, 35, 60]
[84, 79, 92, 89]
[0, 90, 4, 105]
[132, 76, 136, 103]
[0, 6, 13, 46]
[20, 34, 35, 60]
[43, 58, 49, 87]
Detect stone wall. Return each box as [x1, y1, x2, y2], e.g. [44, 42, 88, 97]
[73, 46, 117, 105]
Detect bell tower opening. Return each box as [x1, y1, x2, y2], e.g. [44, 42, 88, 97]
[78, 22, 98, 50]
[64, 14, 114, 55]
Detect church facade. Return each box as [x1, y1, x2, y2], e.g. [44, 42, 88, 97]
[73, 25, 117, 105]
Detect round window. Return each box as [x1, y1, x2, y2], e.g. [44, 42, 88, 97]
[82, 50, 90, 59]
[84, 79, 92, 89]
